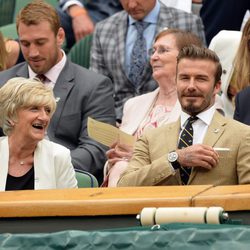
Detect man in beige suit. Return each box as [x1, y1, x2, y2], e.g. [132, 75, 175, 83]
[118, 45, 250, 187]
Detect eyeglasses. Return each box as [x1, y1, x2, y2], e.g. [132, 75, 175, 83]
[148, 46, 170, 57]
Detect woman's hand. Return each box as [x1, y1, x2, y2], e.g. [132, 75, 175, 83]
[106, 141, 134, 166]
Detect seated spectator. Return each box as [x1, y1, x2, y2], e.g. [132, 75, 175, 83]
[0, 31, 24, 71]
[200, 0, 250, 45]
[0, 77, 77, 191]
[233, 21, 250, 124]
[117, 45, 250, 187]
[160, 0, 192, 13]
[209, 30, 242, 117]
[90, 0, 206, 122]
[58, 0, 123, 49]
[103, 29, 224, 187]
[211, 19, 250, 119]
[0, 0, 116, 184]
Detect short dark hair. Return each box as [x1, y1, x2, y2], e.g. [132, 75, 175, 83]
[177, 45, 222, 83]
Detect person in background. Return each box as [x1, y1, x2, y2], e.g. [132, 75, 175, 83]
[233, 19, 250, 124]
[103, 28, 204, 187]
[200, 0, 250, 45]
[0, 0, 116, 184]
[0, 31, 24, 71]
[117, 45, 250, 187]
[208, 30, 242, 117]
[209, 18, 250, 118]
[58, 0, 123, 49]
[0, 77, 77, 191]
[90, 0, 206, 122]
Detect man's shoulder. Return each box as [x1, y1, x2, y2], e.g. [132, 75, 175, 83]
[0, 62, 26, 75]
[213, 111, 250, 132]
[67, 60, 108, 80]
[159, 3, 200, 22]
[142, 119, 179, 139]
[237, 86, 250, 101]
[65, 60, 112, 90]
[0, 62, 27, 85]
[39, 139, 70, 156]
[95, 10, 127, 28]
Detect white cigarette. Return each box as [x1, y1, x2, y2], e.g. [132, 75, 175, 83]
[213, 147, 230, 152]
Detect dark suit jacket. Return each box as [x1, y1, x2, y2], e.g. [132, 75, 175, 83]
[234, 86, 250, 125]
[0, 59, 116, 183]
[200, 0, 250, 45]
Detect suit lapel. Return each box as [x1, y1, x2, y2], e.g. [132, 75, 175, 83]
[48, 60, 74, 132]
[16, 63, 29, 78]
[164, 119, 180, 151]
[0, 137, 9, 191]
[34, 140, 53, 189]
[202, 112, 226, 146]
[116, 12, 129, 81]
[188, 111, 227, 183]
[156, 2, 174, 35]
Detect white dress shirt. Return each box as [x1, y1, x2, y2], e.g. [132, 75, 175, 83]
[180, 105, 216, 145]
[28, 50, 67, 89]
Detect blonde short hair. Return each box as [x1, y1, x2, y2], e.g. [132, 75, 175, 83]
[0, 77, 56, 135]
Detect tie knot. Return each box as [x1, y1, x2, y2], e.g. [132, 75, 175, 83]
[36, 74, 47, 83]
[188, 116, 198, 124]
[134, 21, 149, 34]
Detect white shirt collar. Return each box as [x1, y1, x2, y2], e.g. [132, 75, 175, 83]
[28, 49, 67, 84]
[128, 0, 160, 25]
[180, 105, 216, 128]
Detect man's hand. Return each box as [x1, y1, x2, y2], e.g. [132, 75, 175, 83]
[176, 144, 219, 170]
[68, 5, 94, 42]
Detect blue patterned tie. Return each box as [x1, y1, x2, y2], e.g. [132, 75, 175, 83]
[178, 116, 198, 185]
[129, 21, 149, 86]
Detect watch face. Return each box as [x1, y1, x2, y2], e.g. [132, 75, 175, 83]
[168, 152, 178, 162]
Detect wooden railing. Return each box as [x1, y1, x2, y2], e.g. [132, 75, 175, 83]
[0, 185, 250, 218]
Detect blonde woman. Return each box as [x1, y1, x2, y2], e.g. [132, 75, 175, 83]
[0, 77, 77, 190]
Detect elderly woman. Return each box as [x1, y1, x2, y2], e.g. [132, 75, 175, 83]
[0, 77, 77, 191]
[103, 29, 206, 187]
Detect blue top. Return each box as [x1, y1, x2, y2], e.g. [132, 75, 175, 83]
[125, 0, 160, 76]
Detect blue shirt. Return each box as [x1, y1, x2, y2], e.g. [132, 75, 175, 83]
[125, 0, 160, 76]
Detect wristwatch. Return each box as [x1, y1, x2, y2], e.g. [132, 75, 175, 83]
[167, 151, 180, 170]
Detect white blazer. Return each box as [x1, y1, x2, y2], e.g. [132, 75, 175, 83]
[0, 137, 78, 191]
[209, 30, 242, 117]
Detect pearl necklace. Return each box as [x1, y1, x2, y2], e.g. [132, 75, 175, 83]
[20, 161, 25, 165]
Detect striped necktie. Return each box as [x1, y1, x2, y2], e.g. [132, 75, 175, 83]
[178, 116, 198, 185]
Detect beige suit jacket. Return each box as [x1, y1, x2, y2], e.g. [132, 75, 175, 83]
[118, 111, 250, 186]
